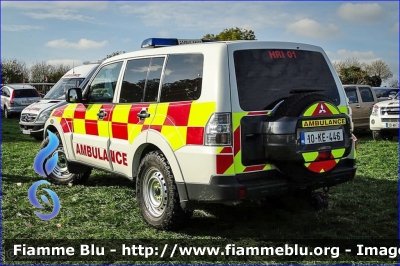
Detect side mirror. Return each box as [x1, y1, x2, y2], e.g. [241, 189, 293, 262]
[66, 88, 82, 103]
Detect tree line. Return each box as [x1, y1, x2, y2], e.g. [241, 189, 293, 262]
[2, 28, 397, 88]
[1, 59, 71, 84]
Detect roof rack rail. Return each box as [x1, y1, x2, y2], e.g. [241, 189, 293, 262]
[141, 38, 214, 48]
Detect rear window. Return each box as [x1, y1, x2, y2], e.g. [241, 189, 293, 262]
[13, 89, 39, 98]
[234, 49, 340, 111]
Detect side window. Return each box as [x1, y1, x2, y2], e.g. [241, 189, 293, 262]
[143, 57, 165, 102]
[345, 89, 359, 103]
[120, 58, 151, 103]
[359, 87, 374, 102]
[87, 62, 123, 103]
[160, 54, 203, 102]
[2, 88, 10, 97]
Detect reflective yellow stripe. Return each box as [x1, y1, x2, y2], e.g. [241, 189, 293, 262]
[143, 104, 157, 125]
[331, 148, 345, 158]
[98, 120, 108, 138]
[224, 164, 235, 175]
[302, 103, 317, 117]
[128, 124, 143, 144]
[302, 151, 319, 162]
[152, 102, 168, 126]
[85, 104, 101, 120]
[112, 105, 130, 123]
[187, 101, 216, 127]
[234, 151, 246, 172]
[73, 118, 85, 134]
[63, 104, 78, 118]
[161, 126, 187, 151]
[338, 105, 348, 114]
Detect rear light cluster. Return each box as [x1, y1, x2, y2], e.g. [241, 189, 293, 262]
[9, 91, 14, 105]
[204, 113, 232, 146]
[351, 134, 358, 150]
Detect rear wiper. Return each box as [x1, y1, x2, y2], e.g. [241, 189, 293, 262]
[290, 89, 325, 94]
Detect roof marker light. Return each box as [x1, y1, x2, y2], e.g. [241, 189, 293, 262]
[141, 38, 214, 48]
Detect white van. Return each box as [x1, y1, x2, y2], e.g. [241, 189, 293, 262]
[19, 62, 101, 140]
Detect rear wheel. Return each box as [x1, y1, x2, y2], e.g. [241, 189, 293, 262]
[137, 151, 192, 230]
[40, 132, 91, 185]
[273, 93, 335, 117]
[4, 106, 11, 119]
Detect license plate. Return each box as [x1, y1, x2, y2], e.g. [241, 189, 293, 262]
[22, 129, 31, 134]
[300, 129, 343, 145]
[386, 123, 399, 128]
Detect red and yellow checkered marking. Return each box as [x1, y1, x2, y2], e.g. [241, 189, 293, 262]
[215, 102, 349, 175]
[50, 101, 216, 152]
[216, 111, 275, 175]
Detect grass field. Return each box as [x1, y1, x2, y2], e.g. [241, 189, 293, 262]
[1, 116, 398, 264]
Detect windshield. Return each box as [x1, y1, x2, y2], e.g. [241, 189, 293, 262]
[44, 78, 85, 99]
[234, 49, 340, 111]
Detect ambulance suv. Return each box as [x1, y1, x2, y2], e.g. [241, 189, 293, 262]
[370, 92, 399, 140]
[19, 62, 100, 140]
[41, 38, 357, 230]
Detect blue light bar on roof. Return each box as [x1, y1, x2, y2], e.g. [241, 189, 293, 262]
[141, 38, 212, 48]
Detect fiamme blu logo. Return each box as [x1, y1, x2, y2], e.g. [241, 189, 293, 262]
[28, 131, 61, 220]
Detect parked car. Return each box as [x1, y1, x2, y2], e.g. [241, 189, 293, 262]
[373, 87, 399, 101]
[19, 62, 101, 140]
[343, 85, 378, 130]
[1, 84, 41, 118]
[370, 92, 399, 140]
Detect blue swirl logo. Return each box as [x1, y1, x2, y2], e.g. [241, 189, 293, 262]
[28, 180, 61, 220]
[31, 130, 61, 220]
[33, 130, 59, 177]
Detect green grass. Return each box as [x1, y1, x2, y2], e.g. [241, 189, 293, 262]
[1, 117, 398, 264]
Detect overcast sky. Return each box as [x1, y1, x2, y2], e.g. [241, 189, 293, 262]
[1, 1, 399, 85]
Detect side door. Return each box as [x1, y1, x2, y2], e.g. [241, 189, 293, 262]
[109, 57, 165, 175]
[71, 61, 123, 170]
[358, 86, 376, 127]
[345, 86, 364, 129]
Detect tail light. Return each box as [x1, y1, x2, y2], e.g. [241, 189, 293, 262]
[9, 91, 14, 105]
[204, 113, 231, 146]
[351, 134, 358, 150]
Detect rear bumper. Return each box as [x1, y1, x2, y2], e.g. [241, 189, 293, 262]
[182, 159, 356, 203]
[8, 106, 25, 113]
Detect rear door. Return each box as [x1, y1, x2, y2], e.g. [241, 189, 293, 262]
[345, 86, 364, 128]
[109, 57, 164, 175]
[13, 89, 40, 107]
[230, 46, 344, 174]
[347, 86, 375, 128]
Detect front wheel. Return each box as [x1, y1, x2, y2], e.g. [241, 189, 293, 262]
[40, 132, 91, 185]
[372, 130, 393, 141]
[136, 151, 192, 230]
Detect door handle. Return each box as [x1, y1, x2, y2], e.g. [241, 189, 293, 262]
[97, 109, 107, 120]
[355, 105, 361, 108]
[137, 109, 150, 120]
